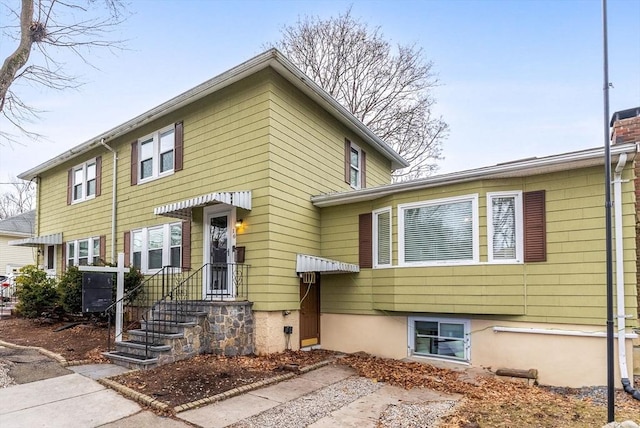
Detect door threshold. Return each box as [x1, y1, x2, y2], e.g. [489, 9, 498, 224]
[300, 344, 322, 351]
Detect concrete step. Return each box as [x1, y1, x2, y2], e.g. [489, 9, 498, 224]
[103, 351, 159, 370]
[114, 340, 171, 358]
[151, 309, 207, 323]
[140, 320, 196, 334]
[126, 329, 184, 345]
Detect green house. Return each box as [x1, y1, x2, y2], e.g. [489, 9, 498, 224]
[13, 50, 639, 388]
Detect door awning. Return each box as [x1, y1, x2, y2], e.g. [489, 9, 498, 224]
[9, 232, 63, 247]
[153, 191, 252, 220]
[296, 254, 360, 274]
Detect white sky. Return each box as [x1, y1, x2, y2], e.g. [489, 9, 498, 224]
[0, 0, 639, 187]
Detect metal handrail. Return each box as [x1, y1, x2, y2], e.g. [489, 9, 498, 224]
[105, 263, 249, 359]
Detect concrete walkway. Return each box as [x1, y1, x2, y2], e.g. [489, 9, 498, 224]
[0, 362, 459, 427]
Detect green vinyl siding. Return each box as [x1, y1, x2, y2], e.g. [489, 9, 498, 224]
[319, 165, 637, 327]
[35, 67, 395, 312]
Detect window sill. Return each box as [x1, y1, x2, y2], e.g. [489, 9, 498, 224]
[407, 353, 470, 366]
[71, 195, 96, 205]
[138, 170, 174, 185]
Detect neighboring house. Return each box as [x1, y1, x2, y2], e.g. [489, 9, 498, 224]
[1, 210, 36, 275]
[12, 49, 638, 388]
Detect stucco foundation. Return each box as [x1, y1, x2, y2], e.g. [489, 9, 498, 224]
[320, 313, 636, 388]
[253, 310, 300, 354]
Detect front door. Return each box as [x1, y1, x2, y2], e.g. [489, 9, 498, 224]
[204, 210, 234, 299]
[299, 274, 320, 347]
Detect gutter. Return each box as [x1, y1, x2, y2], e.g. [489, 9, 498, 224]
[100, 139, 117, 263]
[612, 153, 640, 400]
[311, 142, 639, 207]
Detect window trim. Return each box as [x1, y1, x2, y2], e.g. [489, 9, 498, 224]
[487, 191, 523, 263]
[71, 159, 97, 203]
[398, 194, 479, 266]
[130, 222, 182, 274]
[373, 207, 392, 268]
[66, 236, 101, 267]
[408, 316, 471, 363]
[137, 125, 176, 184]
[349, 141, 362, 189]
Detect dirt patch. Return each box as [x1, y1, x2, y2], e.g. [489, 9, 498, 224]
[0, 347, 72, 384]
[0, 317, 111, 362]
[111, 350, 338, 407]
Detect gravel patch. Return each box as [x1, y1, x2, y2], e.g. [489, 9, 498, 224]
[229, 376, 382, 428]
[378, 400, 458, 428]
[0, 359, 15, 388]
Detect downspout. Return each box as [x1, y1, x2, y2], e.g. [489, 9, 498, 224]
[613, 153, 640, 400]
[100, 139, 117, 263]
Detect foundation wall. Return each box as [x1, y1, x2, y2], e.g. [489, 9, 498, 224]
[319, 313, 636, 388]
[253, 310, 300, 354]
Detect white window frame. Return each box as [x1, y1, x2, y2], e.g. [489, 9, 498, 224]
[408, 316, 470, 363]
[349, 142, 362, 189]
[66, 237, 101, 267]
[373, 207, 392, 268]
[487, 191, 524, 263]
[131, 222, 181, 274]
[71, 159, 97, 203]
[138, 125, 175, 183]
[398, 194, 479, 266]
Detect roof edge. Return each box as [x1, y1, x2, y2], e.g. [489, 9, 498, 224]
[311, 142, 639, 207]
[19, 49, 408, 180]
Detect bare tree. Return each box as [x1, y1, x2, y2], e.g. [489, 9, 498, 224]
[271, 9, 448, 180]
[0, 177, 35, 219]
[0, 0, 126, 143]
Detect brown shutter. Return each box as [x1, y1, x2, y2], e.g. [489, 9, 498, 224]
[130, 141, 138, 186]
[344, 139, 351, 184]
[99, 234, 106, 263]
[359, 213, 373, 268]
[67, 169, 73, 205]
[523, 190, 546, 262]
[61, 243, 66, 271]
[181, 220, 191, 271]
[124, 231, 131, 267]
[95, 156, 102, 197]
[174, 121, 184, 172]
[361, 150, 367, 188]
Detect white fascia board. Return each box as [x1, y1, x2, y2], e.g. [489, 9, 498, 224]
[311, 142, 639, 207]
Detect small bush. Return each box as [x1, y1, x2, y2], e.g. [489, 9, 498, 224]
[14, 265, 59, 318]
[58, 266, 83, 314]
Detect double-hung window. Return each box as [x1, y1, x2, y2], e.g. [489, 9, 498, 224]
[71, 160, 97, 203]
[399, 195, 479, 265]
[487, 191, 523, 263]
[344, 139, 366, 189]
[373, 208, 392, 267]
[138, 126, 175, 182]
[131, 223, 182, 273]
[66, 237, 101, 267]
[409, 317, 470, 361]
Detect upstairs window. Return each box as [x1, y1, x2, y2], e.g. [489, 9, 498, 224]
[399, 195, 479, 266]
[68, 157, 101, 204]
[487, 192, 523, 262]
[131, 122, 183, 185]
[344, 139, 366, 189]
[138, 126, 175, 182]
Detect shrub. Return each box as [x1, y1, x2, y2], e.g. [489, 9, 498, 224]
[14, 265, 59, 318]
[58, 266, 83, 314]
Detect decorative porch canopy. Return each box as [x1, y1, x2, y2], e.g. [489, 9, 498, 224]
[296, 254, 359, 274]
[10, 232, 63, 247]
[153, 191, 252, 220]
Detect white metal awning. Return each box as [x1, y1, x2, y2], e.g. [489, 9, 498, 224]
[296, 254, 359, 274]
[9, 232, 63, 247]
[153, 191, 252, 220]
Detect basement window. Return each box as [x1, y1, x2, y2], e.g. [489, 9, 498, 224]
[408, 317, 470, 362]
